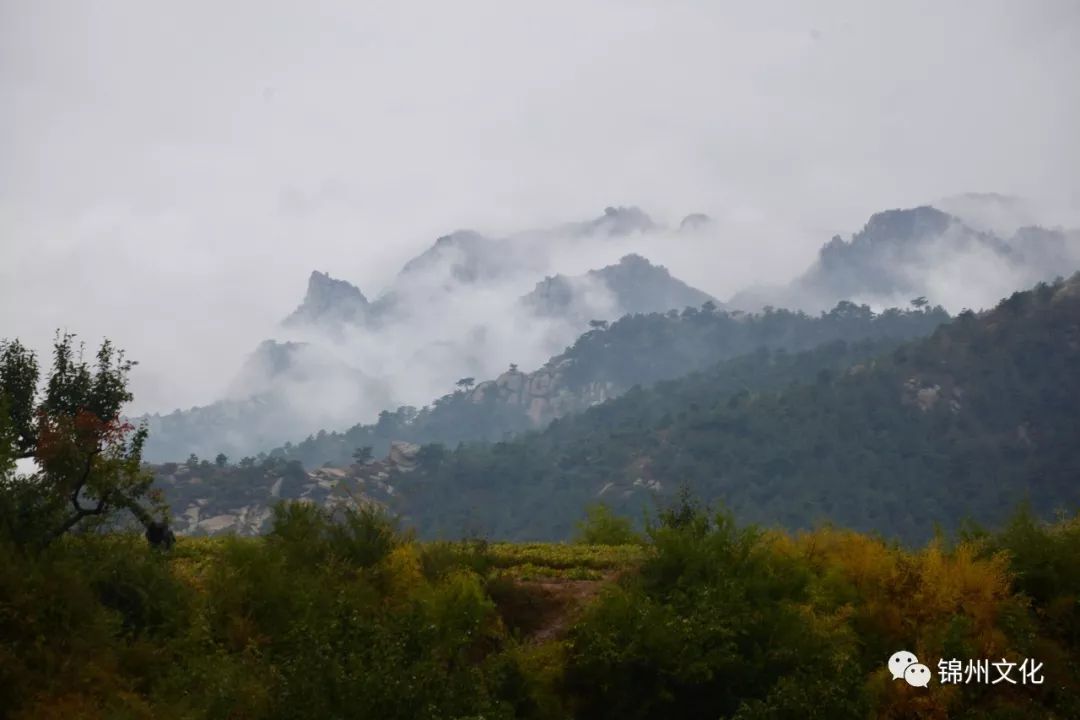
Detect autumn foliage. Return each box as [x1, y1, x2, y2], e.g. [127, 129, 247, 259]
[1, 499, 1078, 719]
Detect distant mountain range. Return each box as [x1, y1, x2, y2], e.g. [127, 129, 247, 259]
[281, 205, 666, 331]
[140, 200, 1080, 465]
[138, 207, 716, 461]
[157, 299, 950, 536]
[730, 204, 1079, 312]
[157, 274, 1080, 541]
[395, 272, 1080, 543]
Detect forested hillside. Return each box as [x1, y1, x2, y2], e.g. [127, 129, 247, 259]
[266, 301, 949, 469]
[395, 276, 1080, 542]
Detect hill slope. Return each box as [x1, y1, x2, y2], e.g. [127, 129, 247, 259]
[259, 301, 948, 469]
[138, 208, 713, 462]
[155, 303, 949, 534]
[396, 275, 1080, 542]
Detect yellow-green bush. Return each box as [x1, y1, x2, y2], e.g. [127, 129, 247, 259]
[2, 501, 1079, 718]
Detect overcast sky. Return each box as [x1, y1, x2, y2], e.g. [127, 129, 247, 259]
[2, 1, 1079, 412]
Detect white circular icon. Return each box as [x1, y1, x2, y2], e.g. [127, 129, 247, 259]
[888, 650, 918, 681]
[904, 663, 932, 687]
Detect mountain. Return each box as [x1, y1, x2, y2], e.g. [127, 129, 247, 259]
[281, 271, 370, 329]
[393, 274, 1080, 542]
[281, 206, 665, 332]
[154, 441, 421, 536]
[153, 299, 951, 528]
[561, 205, 657, 236]
[139, 207, 721, 462]
[139, 340, 392, 461]
[730, 206, 1080, 313]
[259, 299, 947, 469]
[143, 202, 1074, 466]
[397, 230, 505, 283]
[521, 254, 718, 323]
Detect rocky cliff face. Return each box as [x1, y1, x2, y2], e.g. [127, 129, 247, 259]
[469, 361, 617, 426]
[282, 270, 371, 329]
[156, 441, 422, 536]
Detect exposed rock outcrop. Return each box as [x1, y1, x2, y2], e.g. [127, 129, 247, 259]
[282, 270, 370, 328]
[156, 440, 425, 536]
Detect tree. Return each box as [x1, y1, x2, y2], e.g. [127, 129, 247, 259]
[416, 443, 447, 469]
[214, 452, 228, 467]
[508, 363, 519, 373]
[0, 339, 38, 455]
[455, 377, 476, 392]
[0, 332, 173, 549]
[589, 319, 609, 330]
[186, 453, 199, 467]
[574, 503, 641, 545]
[352, 446, 374, 464]
[911, 296, 929, 309]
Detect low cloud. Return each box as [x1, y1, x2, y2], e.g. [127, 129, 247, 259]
[2, 1, 1078, 422]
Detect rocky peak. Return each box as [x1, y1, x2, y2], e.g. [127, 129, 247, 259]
[586, 254, 716, 310]
[581, 206, 657, 236]
[282, 270, 369, 327]
[397, 230, 503, 284]
[815, 206, 982, 284]
[843, 206, 955, 252]
[609, 253, 663, 275]
[522, 253, 717, 321]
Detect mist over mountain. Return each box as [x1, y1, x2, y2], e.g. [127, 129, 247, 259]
[7, 5, 1080, 717]
[521, 253, 718, 323]
[156, 274, 1080, 541]
[281, 272, 370, 331]
[157, 299, 950, 535]
[934, 192, 1046, 237]
[393, 274, 1080, 541]
[139, 201, 1078, 463]
[729, 205, 1080, 313]
[138, 207, 721, 461]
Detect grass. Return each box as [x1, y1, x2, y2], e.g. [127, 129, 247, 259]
[168, 535, 648, 584]
[487, 542, 648, 571]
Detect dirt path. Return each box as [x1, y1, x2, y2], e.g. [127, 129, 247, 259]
[507, 571, 618, 643]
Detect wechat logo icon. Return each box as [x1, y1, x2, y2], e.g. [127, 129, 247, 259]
[889, 650, 931, 687]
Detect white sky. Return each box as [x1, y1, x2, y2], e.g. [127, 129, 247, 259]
[2, 1, 1078, 413]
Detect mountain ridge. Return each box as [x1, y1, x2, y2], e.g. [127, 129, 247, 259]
[398, 273, 1080, 542]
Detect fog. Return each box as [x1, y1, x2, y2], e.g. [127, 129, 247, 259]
[3, 1, 1079, 418]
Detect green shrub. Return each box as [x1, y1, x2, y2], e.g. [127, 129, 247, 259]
[267, 500, 400, 570]
[573, 503, 642, 545]
[564, 500, 856, 720]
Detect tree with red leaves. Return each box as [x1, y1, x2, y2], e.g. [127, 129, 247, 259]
[0, 332, 173, 549]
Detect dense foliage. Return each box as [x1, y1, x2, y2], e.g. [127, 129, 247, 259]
[2, 498, 1078, 718]
[394, 277, 1080, 542]
[263, 301, 948, 469]
[0, 333, 170, 549]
